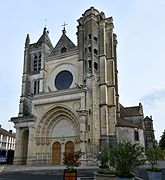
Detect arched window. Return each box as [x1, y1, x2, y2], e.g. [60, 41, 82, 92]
[34, 80, 40, 95]
[38, 53, 41, 70]
[88, 34, 91, 40]
[94, 36, 98, 42]
[88, 60, 92, 68]
[33, 53, 41, 72]
[85, 47, 87, 54]
[94, 49, 98, 55]
[134, 130, 139, 141]
[33, 54, 38, 72]
[61, 47, 67, 54]
[94, 62, 98, 70]
[88, 47, 91, 53]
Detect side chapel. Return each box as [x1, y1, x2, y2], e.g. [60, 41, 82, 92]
[11, 7, 155, 165]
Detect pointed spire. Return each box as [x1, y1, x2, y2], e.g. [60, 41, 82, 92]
[36, 27, 53, 49]
[25, 34, 30, 48]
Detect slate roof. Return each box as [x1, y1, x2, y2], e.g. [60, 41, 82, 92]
[143, 116, 153, 122]
[30, 27, 53, 49]
[120, 103, 143, 117]
[117, 118, 143, 129]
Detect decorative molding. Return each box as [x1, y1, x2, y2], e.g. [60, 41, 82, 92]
[73, 102, 81, 110]
[35, 106, 44, 114]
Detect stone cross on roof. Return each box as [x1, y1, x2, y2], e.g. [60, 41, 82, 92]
[44, 19, 47, 28]
[62, 22, 68, 34]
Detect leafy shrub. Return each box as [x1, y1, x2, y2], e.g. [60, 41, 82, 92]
[109, 141, 145, 178]
[99, 146, 110, 169]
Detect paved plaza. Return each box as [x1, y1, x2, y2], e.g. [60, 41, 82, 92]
[0, 165, 97, 180]
[0, 161, 165, 180]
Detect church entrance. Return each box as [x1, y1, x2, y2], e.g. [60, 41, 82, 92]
[65, 141, 74, 154]
[52, 142, 61, 165]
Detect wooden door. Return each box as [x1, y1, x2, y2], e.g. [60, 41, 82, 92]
[65, 141, 74, 154]
[52, 142, 61, 165]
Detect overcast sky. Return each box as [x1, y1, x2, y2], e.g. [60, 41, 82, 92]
[0, 0, 164, 141]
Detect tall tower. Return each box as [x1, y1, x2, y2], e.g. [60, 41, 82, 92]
[77, 7, 119, 150]
[19, 28, 53, 116]
[12, 28, 54, 165]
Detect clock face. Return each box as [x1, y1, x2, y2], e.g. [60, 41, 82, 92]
[55, 70, 73, 90]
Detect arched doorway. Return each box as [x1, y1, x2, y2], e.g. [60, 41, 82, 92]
[52, 142, 61, 165]
[65, 141, 74, 154]
[21, 129, 29, 165]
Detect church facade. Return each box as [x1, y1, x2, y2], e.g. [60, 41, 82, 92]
[11, 7, 154, 165]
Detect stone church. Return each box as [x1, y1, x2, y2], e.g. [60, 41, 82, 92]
[11, 7, 155, 165]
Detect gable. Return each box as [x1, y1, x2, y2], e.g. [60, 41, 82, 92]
[51, 32, 76, 56]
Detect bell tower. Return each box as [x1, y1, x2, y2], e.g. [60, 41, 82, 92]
[19, 28, 53, 116]
[77, 7, 119, 151]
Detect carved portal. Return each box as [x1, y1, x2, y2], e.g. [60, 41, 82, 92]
[35, 105, 80, 140]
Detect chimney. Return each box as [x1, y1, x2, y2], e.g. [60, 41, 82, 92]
[0, 125, 1, 128]
[150, 115, 152, 120]
[9, 130, 12, 133]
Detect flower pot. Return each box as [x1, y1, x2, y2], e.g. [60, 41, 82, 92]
[63, 170, 77, 180]
[94, 172, 117, 180]
[147, 171, 161, 180]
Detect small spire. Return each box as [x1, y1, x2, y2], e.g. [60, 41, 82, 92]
[62, 22, 68, 35]
[25, 34, 30, 48]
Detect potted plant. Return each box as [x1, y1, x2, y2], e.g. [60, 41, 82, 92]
[146, 145, 163, 180]
[63, 150, 85, 180]
[109, 141, 146, 179]
[99, 146, 110, 169]
[95, 146, 116, 180]
[95, 168, 117, 180]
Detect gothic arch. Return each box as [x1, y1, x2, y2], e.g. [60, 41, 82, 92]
[35, 105, 79, 137]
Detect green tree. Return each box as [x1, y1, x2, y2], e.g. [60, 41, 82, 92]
[146, 145, 163, 170]
[159, 130, 165, 150]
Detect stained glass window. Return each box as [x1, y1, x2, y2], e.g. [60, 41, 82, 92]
[55, 70, 73, 90]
